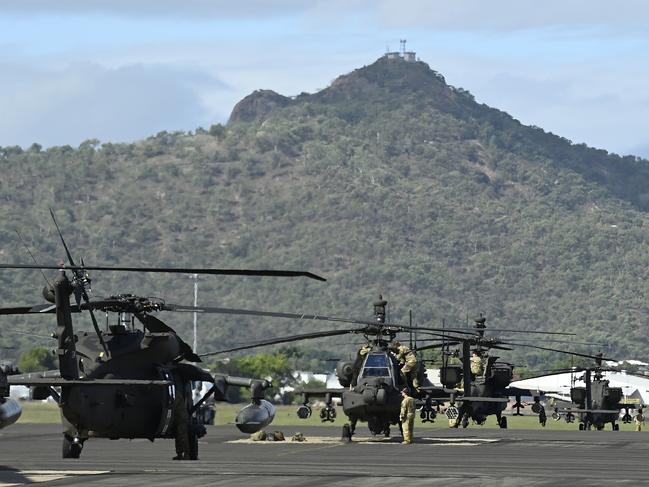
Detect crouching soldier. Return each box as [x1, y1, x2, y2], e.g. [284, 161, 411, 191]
[635, 409, 645, 432]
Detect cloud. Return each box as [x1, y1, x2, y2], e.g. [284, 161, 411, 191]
[0, 0, 314, 19]
[3, 0, 649, 33]
[374, 0, 649, 33]
[0, 62, 230, 148]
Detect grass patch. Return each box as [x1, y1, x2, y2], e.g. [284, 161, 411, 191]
[17, 401, 61, 424]
[18, 402, 644, 432]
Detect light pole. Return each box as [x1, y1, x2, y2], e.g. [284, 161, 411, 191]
[190, 274, 198, 352]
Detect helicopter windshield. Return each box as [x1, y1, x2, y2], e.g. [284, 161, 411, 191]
[361, 353, 391, 378]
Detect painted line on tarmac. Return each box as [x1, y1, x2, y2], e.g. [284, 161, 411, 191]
[0, 469, 108, 487]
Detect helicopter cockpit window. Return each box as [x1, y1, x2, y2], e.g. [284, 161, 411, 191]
[361, 353, 391, 378]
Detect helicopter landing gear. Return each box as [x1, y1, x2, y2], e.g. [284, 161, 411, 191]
[384, 425, 390, 438]
[461, 414, 469, 429]
[62, 434, 84, 459]
[341, 424, 352, 442]
[613, 423, 620, 431]
[498, 416, 507, 429]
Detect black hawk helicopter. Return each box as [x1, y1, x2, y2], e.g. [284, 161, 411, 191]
[415, 316, 608, 429]
[0, 211, 325, 459]
[0, 356, 22, 429]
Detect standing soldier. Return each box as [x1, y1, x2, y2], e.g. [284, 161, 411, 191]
[635, 408, 645, 432]
[172, 391, 191, 460]
[400, 388, 416, 444]
[389, 341, 421, 391]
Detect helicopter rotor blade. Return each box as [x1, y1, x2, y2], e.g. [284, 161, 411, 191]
[498, 338, 604, 346]
[497, 341, 613, 361]
[162, 304, 370, 325]
[414, 341, 460, 352]
[49, 208, 78, 268]
[0, 264, 326, 281]
[161, 303, 481, 335]
[133, 313, 201, 362]
[134, 313, 172, 333]
[49, 210, 110, 356]
[0, 304, 58, 314]
[199, 328, 365, 357]
[449, 327, 576, 336]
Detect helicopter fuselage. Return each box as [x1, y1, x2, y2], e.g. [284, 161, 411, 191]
[570, 373, 622, 430]
[58, 329, 191, 439]
[341, 351, 405, 432]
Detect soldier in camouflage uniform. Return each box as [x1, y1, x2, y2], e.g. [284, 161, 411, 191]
[390, 341, 421, 391]
[400, 388, 416, 444]
[470, 350, 485, 378]
[635, 409, 645, 432]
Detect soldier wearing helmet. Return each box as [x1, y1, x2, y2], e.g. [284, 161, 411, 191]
[389, 341, 421, 392]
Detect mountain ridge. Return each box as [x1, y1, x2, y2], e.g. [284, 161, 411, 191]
[1, 55, 648, 368]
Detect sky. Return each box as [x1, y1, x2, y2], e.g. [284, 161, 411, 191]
[0, 0, 647, 158]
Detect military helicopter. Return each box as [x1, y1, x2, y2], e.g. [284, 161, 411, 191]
[198, 297, 462, 440]
[197, 298, 565, 440]
[415, 316, 609, 429]
[540, 354, 626, 431]
[0, 358, 22, 429]
[0, 211, 325, 459]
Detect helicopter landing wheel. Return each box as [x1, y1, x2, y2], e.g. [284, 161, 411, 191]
[341, 424, 352, 442]
[613, 423, 620, 431]
[62, 434, 83, 459]
[461, 416, 469, 429]
[578, 423, 585, 431]
[499, 416, 507, 429]
[384, 425, 390, 438]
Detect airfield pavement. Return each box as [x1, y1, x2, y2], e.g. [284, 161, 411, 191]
[1, 423, 648, 486]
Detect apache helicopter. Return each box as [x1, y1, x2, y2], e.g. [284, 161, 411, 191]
[539, 354, 626, 431]
[196, 298, 575, 439]
[199, 296, 463, 440]
[414, 316, 608, 429]
[0, 211, 325, 459]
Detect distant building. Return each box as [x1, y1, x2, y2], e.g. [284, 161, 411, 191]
[385, 39, 417, 62]
[403, 51, 416, 62]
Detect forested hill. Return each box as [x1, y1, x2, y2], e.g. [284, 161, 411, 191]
[2, 55, 649, 369]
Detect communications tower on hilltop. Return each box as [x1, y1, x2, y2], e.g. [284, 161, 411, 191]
[385, 39, 416, 62]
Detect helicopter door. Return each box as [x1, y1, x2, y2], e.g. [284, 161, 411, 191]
[360, 353, 393, 380]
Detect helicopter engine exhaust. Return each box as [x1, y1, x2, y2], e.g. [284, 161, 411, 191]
[0, 398, 22, 429]
[235, 400, 276, 434]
